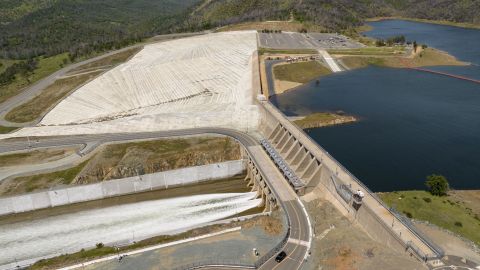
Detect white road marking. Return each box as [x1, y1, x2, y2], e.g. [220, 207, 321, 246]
[57, 227, 242, 270]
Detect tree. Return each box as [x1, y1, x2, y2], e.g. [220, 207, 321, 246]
[375, 39, 386, 47]
[425, 174, 449, 196]
[413, 41, 418, 53]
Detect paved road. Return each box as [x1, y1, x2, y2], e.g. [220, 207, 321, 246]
[0, 32, 209, 128]
[0, 128, 311, 270]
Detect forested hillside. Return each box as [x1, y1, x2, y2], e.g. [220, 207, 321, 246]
[1, 0, 479, 61]
[0, 0, 200, 60]
[186, 0, 480, 32]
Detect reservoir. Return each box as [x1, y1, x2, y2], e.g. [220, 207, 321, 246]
[271, 20, 480, 191]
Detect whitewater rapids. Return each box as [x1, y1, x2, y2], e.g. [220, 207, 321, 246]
[0, 192, 261, 266]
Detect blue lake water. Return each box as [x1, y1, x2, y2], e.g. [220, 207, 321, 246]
[271, 20, 480, 191]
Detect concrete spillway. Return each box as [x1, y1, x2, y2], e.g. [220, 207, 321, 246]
[0, 192, 261, 267]
[1, 31, 260, 140]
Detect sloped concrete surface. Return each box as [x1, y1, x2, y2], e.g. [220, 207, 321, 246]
[2, 31, 260, 139]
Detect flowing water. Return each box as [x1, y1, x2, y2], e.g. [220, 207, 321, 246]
[271, 20, 480, 191]
[0, 192, 261, 266]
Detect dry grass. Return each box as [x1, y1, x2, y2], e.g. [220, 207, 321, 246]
[0, 137, 241, 195]
[0, 147, 77, 168]
[5, 47, 143, 123]
[5, 71, 103, 123]
[328, 46, 406, 56]
[217, 21, 325, 33]
[243, 214, 283, 235]
[69, 47, 142, 73]
[340, 47, 467, 70]
[294, 112, 357, 129]
[29, 211, 271, 270]
[367, 17, 480, 30]
[0, 159, 90, 196]
[306, 198, 424, 270]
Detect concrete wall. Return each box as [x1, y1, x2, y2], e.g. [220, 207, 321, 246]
[0, 160, 245, 216]
[257, 101, 436, 259]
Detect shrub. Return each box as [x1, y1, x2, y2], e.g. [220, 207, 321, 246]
[423, 197, 432, 203]
[96, 243, 104, 249]
[403, 211, 413, 218]
[425, 174, 449, 196]
[454, 221, 463, 227]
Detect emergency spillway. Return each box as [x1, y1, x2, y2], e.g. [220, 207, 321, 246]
[0, 192, 262, 267]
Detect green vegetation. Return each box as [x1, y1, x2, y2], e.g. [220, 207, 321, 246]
[375, 35, 406, 47]
[273, 61, 331, 83]
[259, 48, 318, 55]
[3, 48, 141, 123]
[0, 59, 19, 74]
[0, 0, 199, 60]
[338, 47, 466, 70]
[340, 57, 386, 69]
[3, 159, 90, 194]
[217, 21, 325, 33]
[0, 59, 37, 86]
[1, 0, 479, 64]
[69, 47, 142, 73]
[5, 71, 103, 123]
[28, 214, 271, 270]
[0, 126, 18, 134]
[425, 174, 450, 196]
[0, 53, 69, 104]
[379, 190, 480, 245]
[294, 112, 357, 129]
[30, 245, 117, 270]
[367, 17, 480, 30]
[0, 148, 76, 167]
[328, 47, 406, 56]
[190, 0, 480, 35]
[0, 137, 240, 195]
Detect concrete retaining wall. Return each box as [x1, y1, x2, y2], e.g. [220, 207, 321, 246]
[257, 101, 436, 259]
[0, 160, 245, 216]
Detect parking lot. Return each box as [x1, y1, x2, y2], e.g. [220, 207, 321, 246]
[259, 32, 364, 50]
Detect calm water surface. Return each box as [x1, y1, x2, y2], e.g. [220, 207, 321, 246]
[271, 20, 480, 191]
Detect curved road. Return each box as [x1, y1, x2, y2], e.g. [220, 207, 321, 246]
[0, 32, 209, 128]
[0, 128, 311, 270]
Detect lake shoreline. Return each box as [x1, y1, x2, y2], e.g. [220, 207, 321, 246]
[293, 112, 358, 129]
[366, 17, 480, 30]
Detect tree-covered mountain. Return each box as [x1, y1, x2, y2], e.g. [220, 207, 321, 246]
[1, 0, 479, 60]
[186, 0, 480, 32]
[0, 0, 200, 59]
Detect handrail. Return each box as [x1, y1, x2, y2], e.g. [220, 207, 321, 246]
[176, 151, 292, 270]
[260, 101, 444, 259]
